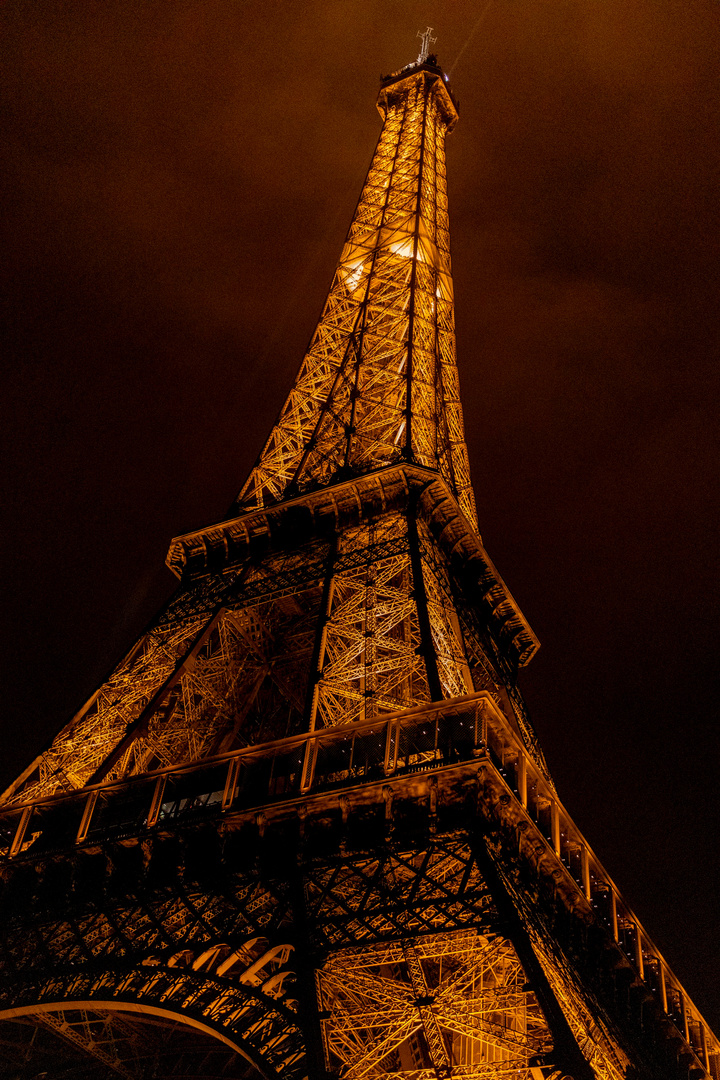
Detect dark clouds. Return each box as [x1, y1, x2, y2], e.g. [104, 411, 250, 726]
[2, 0, 719, 1029]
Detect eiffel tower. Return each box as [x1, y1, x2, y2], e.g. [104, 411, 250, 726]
[0, 39, 716, 1080]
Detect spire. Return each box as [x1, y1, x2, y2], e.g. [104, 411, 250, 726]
[235, 56, 477, 529]
[416, 26, 438, 65]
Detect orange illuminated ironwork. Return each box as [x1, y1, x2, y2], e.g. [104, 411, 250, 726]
[0, 43, 716, 1080]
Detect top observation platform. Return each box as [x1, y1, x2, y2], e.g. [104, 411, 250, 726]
[379, 53, 459, 130]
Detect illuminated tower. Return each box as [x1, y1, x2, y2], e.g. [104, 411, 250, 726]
[0, 39, 716, 1080]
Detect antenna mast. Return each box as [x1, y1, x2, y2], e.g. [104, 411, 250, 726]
[416, 26, 437, 64]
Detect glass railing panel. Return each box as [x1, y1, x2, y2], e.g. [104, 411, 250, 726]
[313, 733, 355, 790]
[396, 716, 438, 771]
[234, 754, 275, 809]
[666, 986, 684, 1030]
[436, 710, 478, 764]
[643, 957, 663, 1001]
[526, 780, 540, 824]
[19, 798, 87, 857]
[266, 747, 305, 800]
[158, 763, 229, 824]
[591, 887, 615, 935]
[486, 726, 504, 771]
[231, 745, 304, 808]
[566, 843, 583, 889]
[0, 809, 27, 858]
[86, 780, 154, 842]
[537, 800, 553, 845]
[343, 725, 387, 782]
[617, 920, 637, 969]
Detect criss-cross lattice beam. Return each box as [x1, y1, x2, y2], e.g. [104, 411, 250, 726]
[235, 66, 476, 526]
[316, 930, 553, 1077]
[33, 1009, 141, 1079]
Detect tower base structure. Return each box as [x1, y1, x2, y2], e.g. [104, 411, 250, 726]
[0, 691, 715, 1079]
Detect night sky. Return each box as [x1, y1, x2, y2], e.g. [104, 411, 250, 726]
[2, 0, 719, 1031]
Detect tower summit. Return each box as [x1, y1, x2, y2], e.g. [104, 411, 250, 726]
[0, 42, 716, 1080]
[234, 47, 474, 529]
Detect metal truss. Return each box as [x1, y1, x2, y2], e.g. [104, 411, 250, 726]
[3, 551, 326, 804]
[311, 510, 473, 730]
[1, 50, 717, 1080]
[4, 499, 520, 807]
[235, 66, 476, 529]
[0, 61, 533, 810]
[3, 1009, 269, 1079]
[0, 828, 546, 1080]
[317, 931, 553, 1077]
[0, 750, 717, 1078]
[33, 1008, 143, 1079]
[482, 836, 629, 1080]
[0, 861, 306, 1079]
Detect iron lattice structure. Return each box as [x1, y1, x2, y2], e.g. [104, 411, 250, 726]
[235, 61, 475, 524]
[0, 52, 717, 1080]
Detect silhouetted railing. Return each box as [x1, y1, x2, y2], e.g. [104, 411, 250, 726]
[0, 690, 717, 1074]
[0, 696, 489, 859]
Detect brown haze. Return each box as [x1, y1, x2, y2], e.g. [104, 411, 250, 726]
[1, 0, 719, 1028]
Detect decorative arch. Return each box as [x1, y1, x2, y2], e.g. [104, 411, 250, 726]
[0, 951, 306, 1080]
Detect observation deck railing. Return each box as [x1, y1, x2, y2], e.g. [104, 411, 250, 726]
[0, 691, 716, 1074]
